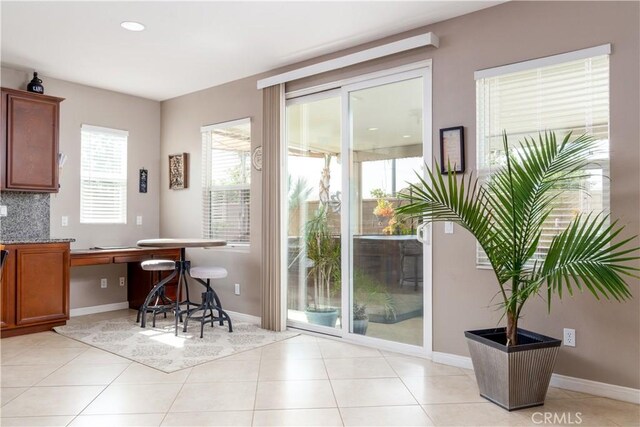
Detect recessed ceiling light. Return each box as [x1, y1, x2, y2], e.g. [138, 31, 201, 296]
[121, 21, 145, 32]
[368, 127, 378, 131]
[402, 135, 411, 138]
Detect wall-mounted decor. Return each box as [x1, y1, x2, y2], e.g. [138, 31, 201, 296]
[139, 168, 148, 193]
[252, 146, 263, 171]
[169, 153, 188, 190]
[439, 126, 465, 174]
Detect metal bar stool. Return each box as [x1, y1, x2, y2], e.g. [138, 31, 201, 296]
[137, 259, 178, 328]
[184, 266, 233, 338]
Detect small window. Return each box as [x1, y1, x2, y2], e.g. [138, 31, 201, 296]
[201, 118, 251, 246]
[80, 124, 128, 224]
[476, 53, 610, 267]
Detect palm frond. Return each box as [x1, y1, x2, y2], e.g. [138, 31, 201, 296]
[535, 214, 639, 310]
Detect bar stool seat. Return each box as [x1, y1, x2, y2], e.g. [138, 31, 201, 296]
[189, 266, 228, 280]
[184, 265, 232, 337]
[141, 259, 176, 271]
[137, 259, 178, 327]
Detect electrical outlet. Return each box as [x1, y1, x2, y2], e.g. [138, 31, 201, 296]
[0, 205, 7, 217]
[444, 221, 454, 234]
[100, 278, 108, 289]
[119, 277, 126, 287]
[136, 215, 143, 226]
[234, 283, 240, 295]
[563, 328, 576, 347]
[61, 216, 69, 227]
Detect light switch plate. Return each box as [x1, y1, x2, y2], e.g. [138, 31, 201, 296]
[444, 221, 454, 234]
[0, 205, 7, 217]
[61, 216, 69, 227]
[136, 215, 143, 226]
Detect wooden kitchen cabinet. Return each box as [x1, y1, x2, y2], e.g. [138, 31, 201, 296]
[1, 242, 70, 337]
[1, 87, 64, 192]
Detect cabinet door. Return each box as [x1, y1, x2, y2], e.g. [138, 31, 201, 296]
[6, 93, 59, 191]
[1, 248, 16, 329]
[15, 245, 69, 326]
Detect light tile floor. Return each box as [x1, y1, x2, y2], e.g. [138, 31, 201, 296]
[0, 310, 638, 426]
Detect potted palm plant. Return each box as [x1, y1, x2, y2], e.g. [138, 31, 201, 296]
[305, 206, 341, 327]
[397, 132, 638, 411]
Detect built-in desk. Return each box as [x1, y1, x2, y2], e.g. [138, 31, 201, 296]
[70, 247, 181, 309]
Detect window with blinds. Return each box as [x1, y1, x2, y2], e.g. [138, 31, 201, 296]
[201, 118, 251, 246]
[80, 124, 128, 224]
[476, 52, 610, 267]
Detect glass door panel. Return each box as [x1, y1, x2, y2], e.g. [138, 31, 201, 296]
[348, 77, 425, 346]
[286, 94, 342, 332]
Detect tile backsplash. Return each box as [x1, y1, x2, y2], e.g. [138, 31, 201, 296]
[0, 191, 50, 241]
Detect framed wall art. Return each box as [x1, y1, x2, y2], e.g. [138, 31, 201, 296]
[439, 126, 465, 174]
[139, 168, 148, 193]
[169, 153, 188, 190]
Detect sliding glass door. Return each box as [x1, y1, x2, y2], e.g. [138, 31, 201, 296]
[285, 92, 343, 334]
[345, 74, 427, 347]
[285, 66, 432, 352]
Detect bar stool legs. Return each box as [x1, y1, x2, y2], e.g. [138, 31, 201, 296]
[183, 279, 233, 338]
[183, 265, 232, 338]
[138, 264, 177, 329]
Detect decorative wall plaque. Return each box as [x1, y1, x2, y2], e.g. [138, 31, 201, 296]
[169, 153, 188, 190]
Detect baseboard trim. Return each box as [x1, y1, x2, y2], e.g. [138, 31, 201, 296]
[549, 373, 640, 405]
[432, 351, 639, 404]
[225, 309, 261, 325]
[432, 351, 474, 370]
[70, 302, 129, 317]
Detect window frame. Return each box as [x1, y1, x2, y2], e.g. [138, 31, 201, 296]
[79, 124, 128, 225]
[475, 47, 611, 269]
[201, 117, 252, 249]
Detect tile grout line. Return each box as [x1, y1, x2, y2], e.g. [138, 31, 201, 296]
[379, 347, 437, 424]
[250, 346, 264, 426]
[64, 345, 137, 426]
[4, 340, 94, 417]
[321, 344, 346, 427]
[158, 337, 200, 426]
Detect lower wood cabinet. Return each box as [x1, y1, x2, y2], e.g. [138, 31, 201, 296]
[1, 242, 70, 337]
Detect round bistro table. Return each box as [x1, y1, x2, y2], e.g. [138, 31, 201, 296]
[136, 238, 227, 335]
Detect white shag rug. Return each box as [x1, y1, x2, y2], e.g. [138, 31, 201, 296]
[54, 313, 298, 373]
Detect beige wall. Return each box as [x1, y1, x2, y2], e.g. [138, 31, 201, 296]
[160, 76, 264, 316]
[160, 1, 639, 389]
[1, 67, 161, 308]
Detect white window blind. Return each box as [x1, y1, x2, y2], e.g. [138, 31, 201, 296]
[201, 118, 251, 245]
[80, 124, 128, 224]
[476, 53, 610, 267]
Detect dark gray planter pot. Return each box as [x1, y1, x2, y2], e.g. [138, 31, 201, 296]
[465, 328, 561, 411]
[353, 318, 368, 335]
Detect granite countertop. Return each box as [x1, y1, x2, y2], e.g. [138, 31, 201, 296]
[0, 238, 76, 245]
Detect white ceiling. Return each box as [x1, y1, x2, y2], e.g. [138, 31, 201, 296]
[288, 77, 423, 155]
[1, 1, 502, 101]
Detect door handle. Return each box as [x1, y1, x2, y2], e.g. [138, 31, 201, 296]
[416, 223, 430, 245]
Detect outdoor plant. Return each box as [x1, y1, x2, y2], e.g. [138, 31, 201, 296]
[371, 188, 395, 219]
[397, 132, 639, 346]
[353, 269, 397, 321]
[353, 302, 368, 321]
[305, 206, 341, 312]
